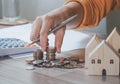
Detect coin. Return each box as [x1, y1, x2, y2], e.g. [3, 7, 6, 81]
[36, 49, 43, 60]
[26, 66, 35, 70]
[33, 50, 38, 60]
[33, 49, 43, 60]
[33, 60, 44, 65]
[25, 57, 34, 64]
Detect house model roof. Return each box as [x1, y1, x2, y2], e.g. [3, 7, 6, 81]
[88, 40, 120, 59]
[86, 34, 100, 55]
[106, 27, 120, 57]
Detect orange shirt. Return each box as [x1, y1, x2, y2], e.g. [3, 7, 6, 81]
[65, 0, 120, 29]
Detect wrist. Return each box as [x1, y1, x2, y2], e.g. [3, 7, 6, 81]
[63, 1, 84, 29]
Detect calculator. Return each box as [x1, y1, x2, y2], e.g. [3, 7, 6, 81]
[0, 38, 26, 48]
[0, 38, 39, 56]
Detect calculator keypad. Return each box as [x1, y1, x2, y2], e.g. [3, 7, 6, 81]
[0, 38, 27, 48]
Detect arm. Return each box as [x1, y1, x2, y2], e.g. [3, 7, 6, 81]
[65, 0, 120, 29]
[30, 0, 120, 53]
[30, 2, 84, 53]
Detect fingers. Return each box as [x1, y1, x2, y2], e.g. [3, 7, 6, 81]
[30, 15, 65, 53]
[54, 26, 66, 53]
[40, 15, 53, 51]
[30, 15, 53, 52]
[30, 16, 42, 41]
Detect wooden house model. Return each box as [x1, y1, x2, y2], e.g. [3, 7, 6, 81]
[86, 28, 120, 76]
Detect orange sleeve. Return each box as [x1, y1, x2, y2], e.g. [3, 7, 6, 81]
[65, 0, 120, 29]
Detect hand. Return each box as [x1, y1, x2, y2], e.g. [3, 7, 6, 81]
[30, 2, 83, 53]
[30, 14, 66, 53]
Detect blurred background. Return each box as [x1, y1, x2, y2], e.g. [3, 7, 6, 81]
[0, 0, 120, 35]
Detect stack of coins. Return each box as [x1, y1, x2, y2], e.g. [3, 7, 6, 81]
[33, 49, 43, 60]
[46, 46, 56, 61]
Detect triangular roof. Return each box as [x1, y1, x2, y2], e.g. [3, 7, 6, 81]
[89, 40, 120, 59]
[106, 27, 120, 56]
[86, 34, 100, 54]
[106, 27, 120, 41]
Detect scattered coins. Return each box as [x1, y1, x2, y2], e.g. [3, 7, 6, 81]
[33, 60, 44, 65]
[26, 66, 35, 70]
[25, 47, 84, 69]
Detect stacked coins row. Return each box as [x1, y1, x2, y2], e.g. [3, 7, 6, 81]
[46, 46, 56, 61]
[33, 49, 43, 60]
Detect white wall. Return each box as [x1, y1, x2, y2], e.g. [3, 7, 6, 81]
[20, 0, 65, 21]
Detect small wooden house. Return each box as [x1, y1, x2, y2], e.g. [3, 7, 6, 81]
[88, 40, 119, 76]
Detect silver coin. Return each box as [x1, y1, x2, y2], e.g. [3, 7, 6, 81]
[26, 66, 35, 70]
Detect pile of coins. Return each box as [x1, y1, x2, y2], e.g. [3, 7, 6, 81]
[25, 49, 43, 64]
[46, 46, 56, 61]
[55, 58, 84, 69]
[25, 47, 84, 69]
[33, 49, 43, 60]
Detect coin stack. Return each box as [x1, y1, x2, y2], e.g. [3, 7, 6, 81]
[33, 49, 43, 60]
[46, 46, 56, 61]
